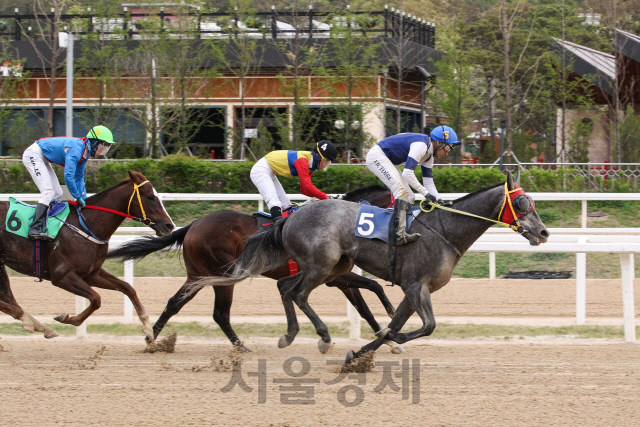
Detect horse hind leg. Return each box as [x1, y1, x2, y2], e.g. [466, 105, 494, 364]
[213, 285, 249, 352]
[277, 274, 304, 349]
[0, 263, 41, 335]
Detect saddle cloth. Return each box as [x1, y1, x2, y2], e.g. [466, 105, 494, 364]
[5, 198, 70, 239]
[354, 202, 419, 243]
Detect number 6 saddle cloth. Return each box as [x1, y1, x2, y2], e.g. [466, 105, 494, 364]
[354, 201, 419, 243]
[5, 198, 70, 239]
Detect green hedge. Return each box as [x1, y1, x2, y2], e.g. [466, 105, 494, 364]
[0, 154, 633, 194]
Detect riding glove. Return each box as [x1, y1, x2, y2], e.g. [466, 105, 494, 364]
[76, 197, 86, 208]
[437, 199, 445, 206]
[425, 193, 438, 203]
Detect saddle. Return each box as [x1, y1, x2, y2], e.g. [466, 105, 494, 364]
[252, 207, 297, 230]
[354, 202, 419, 243]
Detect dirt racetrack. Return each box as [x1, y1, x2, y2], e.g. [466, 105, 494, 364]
[0, 335, 639, 426]
[3, 276, 640, 320]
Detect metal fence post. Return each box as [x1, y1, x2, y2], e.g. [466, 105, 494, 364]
[576, 238, 587, 324]
[348, 266, 362, 340]
[489, 252, 496, 280]
[620, 253, 636, 342]
[75, 296, 87, 338]
[124, 259, 134, 322]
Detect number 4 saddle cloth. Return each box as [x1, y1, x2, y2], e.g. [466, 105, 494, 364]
[355, 201, 419, 243]
[5, 198, 70, 239]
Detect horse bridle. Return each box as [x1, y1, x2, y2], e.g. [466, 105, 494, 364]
[69, 180, 155, 225]
[419, 183, 531, 234]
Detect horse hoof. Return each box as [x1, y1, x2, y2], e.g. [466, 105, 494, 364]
[44, 329, 59, 339]
[384, 341, 405, 354]
[375, 327, 391, 339]
[143, 328, 155, 343]
[345, 350, 355, 364]
[235, 343, 252, 353]
[278, 334, 291, 349]
[318, 339, 332, 354]
[53, 313, 67, 323]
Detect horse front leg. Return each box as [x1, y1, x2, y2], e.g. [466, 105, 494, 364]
[346, 296, 416, 363]
[385, 282, 436, 344]
[85, 269, 154, 343]
[329, 281, 404, 354]
[51, 272, 102, 327]
[153, 278, 200, 339]
[213, 285, 250, 352]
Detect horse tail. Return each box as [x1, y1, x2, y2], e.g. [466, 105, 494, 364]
[106, 223, 192, 261]
[187, 218, 289, 292]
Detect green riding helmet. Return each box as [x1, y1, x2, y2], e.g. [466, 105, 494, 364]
[86, 125, 116, 157]
[87, 125, 115, 144]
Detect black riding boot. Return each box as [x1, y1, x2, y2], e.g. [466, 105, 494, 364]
[28, 203, 52, 240]
[269, 206, 283, 222]
[395, 199, 421, 246]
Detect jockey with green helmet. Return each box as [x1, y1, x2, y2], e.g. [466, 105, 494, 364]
[21, 126, 116, 240]
[366, 125, 460, 245]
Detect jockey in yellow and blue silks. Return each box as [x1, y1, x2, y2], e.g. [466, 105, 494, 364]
[21, 125, 116, 240]
[250, 140, 338, 220]
[366, 125, 460, 245]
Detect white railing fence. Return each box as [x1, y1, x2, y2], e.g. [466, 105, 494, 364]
[3, 192, 638, 342]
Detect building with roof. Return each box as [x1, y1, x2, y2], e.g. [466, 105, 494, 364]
[0, 7, 442, 159]
[552, 29, 640, 162]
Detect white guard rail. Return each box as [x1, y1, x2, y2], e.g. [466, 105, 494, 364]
[4, 192, 638, 341]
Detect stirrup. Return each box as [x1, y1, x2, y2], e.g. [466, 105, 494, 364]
[396, 232, 421, 246]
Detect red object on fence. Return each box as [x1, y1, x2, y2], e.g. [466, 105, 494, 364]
[210, 149, 215, 159]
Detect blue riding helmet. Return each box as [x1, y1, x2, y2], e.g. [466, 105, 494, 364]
[430, 125, 461, 151]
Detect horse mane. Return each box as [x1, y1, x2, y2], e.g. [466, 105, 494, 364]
[342, 185, 389, 202]
[451, 182, 505, 205]
[85, 177, 133, 202]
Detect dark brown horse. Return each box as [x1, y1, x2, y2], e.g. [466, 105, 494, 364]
[0, 171, 174, 341]
[107, 186, 400, 353]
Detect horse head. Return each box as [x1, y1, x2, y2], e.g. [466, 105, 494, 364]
[505, 170, 549, 246]
[126, 171, 175, 237]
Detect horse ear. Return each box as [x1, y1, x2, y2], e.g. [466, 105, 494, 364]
[127, 170, 138, 183]
[506, 170, 514, 191]
[515, 168, 521, 186]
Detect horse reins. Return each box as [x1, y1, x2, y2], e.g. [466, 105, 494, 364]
[57, 181, 154, 244]
[419, 183, 527, 234]
[68, 180, 153, 225]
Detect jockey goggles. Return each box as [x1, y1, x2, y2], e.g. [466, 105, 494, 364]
[315, 142, 332, 171]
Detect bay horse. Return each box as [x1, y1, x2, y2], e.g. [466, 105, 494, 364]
[106, 185, 400, 353]
[191, 172, 549, 361]
[0, 171, 174, 342]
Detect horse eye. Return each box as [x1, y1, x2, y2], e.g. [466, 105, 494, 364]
[147, 194, 155, 201]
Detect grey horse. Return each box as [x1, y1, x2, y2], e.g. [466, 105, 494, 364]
[191, 172, 549, 361]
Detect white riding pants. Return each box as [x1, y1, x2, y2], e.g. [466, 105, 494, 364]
[250, 157, 292, 210]
[366, 145, 415, 203]
[22, 142, 63, 205]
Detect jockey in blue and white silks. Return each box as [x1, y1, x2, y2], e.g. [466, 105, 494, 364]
[366, 126, 460, 245]
[21, 125, 116, 240]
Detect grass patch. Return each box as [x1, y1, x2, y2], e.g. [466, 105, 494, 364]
[0, 322, 635, 340]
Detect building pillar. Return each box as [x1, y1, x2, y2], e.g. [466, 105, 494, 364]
[363, 103, 385, 155]
[226, 105, 234, 159]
